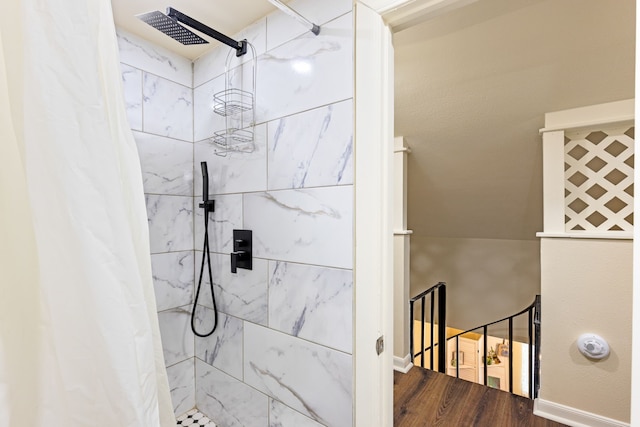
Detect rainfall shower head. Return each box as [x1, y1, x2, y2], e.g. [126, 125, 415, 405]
[137, 8, 247, 56]
[137, 10, 208, 45]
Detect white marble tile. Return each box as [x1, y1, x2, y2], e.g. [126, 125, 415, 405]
[269, 261, 352, 353]
[268, 100, 353, 190]
[244, 186, 353, 269]
[158, 305, 195, 366]
[194, 18, 267, 88]
[151, 251, 194, 312]
[134, 132, 194, 196]
[196, 358, 269, 427]
[194, 194, 242, 254]
[143, 73, 193, 142]
[194, 124, 267, 195]
[193, 75, 226, 143]
[166, 358, 195, 416]
[266, 0, 352, 51]
[117, 29, 192, 87]
[269, 399, 324, 427]
[120, 64, 143, 131]
[244, 323, 353, 427]
[193, 46, 226, 89]
[194, 252, 268, 325]
[194, 309, 243, 380]
[256, 13, 353, 123]
[146, 194, 193, 254]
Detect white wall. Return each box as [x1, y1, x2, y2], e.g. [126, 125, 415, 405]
[539, 238, 632, 424]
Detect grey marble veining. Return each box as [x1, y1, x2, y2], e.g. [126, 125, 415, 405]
[268, 100, 353, 190]
[194, 252, 268, 325]
[158, 305, 195, 366]
[116, 29, 192, 87]
[256, 13, 353, 123]
[244, 186, 353, 269]
[269, 399, 324, 427]
[134, 131, 193, 196]
[146, 194, 193, 254]
[244, 323, 352, 427]
[194, 124, 267, 195]
[194, 308, 243, 380]
[151, 251, 194, 312]
[269, 261, 352, 353]
[166, 358, 195, 416]
[196, 358, 269, 427]
[120, 64, 142, 131]
[266, 0, 352, 52]
[143, 73, 193, 142]
[194, 194, 242, 254]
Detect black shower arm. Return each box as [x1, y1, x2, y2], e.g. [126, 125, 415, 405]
[166, 8, 247, 56]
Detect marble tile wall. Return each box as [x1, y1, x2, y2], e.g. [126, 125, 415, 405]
[192, 0, 355, 425]
[118, 0, 355, 423]
[118, 29, 196, 415]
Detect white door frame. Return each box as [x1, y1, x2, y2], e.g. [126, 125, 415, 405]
[353, 3, 394, 426]
[353, 1, 489, 426]
[353, 1, 484, 426]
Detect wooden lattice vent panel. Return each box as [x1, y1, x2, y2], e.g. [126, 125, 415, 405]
[564, 126, 634, 232]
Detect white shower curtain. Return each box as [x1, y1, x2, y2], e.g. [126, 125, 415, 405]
[0, 0, 175, 426]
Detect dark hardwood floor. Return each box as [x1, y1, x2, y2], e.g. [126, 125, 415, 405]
[394, 367, 568, 427]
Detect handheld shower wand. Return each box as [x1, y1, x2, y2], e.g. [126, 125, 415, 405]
[199, 162, 215, 212]
[192, 161, 218, 337]
[202, 162, 209, 201]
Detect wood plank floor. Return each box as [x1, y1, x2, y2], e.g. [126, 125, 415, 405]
[394, 367, 568, 427]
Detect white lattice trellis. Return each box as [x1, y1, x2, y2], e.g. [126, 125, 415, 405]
[564, 126, 634, 232]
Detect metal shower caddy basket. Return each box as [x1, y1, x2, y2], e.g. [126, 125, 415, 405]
[212, 41, 257, 155]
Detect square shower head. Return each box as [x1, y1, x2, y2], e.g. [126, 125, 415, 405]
[136, 10, 209, 45]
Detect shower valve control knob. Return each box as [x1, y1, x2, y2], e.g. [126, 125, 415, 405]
[231, 230, 252, 274]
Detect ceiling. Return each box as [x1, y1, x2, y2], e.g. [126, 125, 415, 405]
[111, 0, 276, 60]
[394, 0, 635, 241]
[110, 0, 635, 242]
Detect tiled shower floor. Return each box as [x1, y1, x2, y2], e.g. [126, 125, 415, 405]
[176, 409, 216, 426]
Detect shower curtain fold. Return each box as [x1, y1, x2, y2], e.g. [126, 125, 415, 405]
[0, 0, 175, 426]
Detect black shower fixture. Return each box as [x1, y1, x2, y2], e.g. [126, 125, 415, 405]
[137, 8, 247, 56]
[191, 161, 219, 337]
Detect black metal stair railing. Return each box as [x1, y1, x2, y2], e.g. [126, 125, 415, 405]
[410, 285, 542, 399]
[409, 282, 446, 373]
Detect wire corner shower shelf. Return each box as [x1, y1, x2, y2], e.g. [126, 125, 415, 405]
[211, 42, 257, 156]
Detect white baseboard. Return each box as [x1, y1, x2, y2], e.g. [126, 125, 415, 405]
[534, 398, 629, 427]
[393, 354, 413, 373]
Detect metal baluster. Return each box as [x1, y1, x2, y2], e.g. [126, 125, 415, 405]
[430, 291, 435, 370]
[438, 285, 447, 373]
[409, 300, 414, 362]
[421, 296, 426, 368]
[534, 295, 542, 398]
[483, 325, 488, 386]
[508, 317, 513, 393]
[455, 335, 460, 378]
[528, 307, 534, 398]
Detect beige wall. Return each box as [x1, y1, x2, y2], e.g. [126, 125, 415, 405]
[410, 235, 540, 331]
[540, 238, 632, 423]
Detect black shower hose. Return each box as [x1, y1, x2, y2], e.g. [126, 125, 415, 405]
[190, 204, 218, 337]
